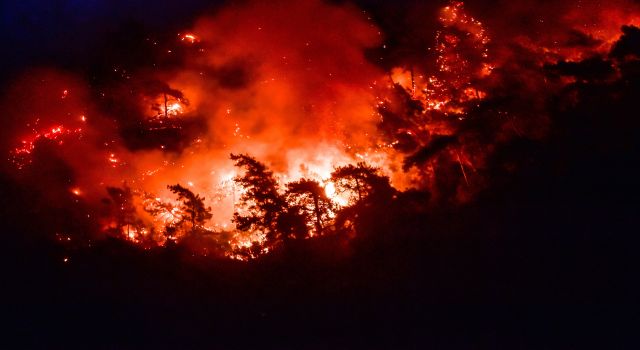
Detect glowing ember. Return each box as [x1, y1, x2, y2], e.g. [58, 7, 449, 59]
[3, 0, 638, 260]
[11, 125, 83, 169]
[108, 153, 120, 167]
[181, 33, 198, 43]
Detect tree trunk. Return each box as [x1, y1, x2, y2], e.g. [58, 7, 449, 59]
[313, 195, 322, 235]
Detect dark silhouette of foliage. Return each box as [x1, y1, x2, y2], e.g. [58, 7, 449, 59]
[545, 57, 615, 82]
[331, 162, 394, 205]
[285, 178, 334, 236]
[403, 135, 458, 170]
[331, 163, 395, 236]
[276, 206, 309, 241]
[167, 183, 212, 233]
[230, 153, 288, 244]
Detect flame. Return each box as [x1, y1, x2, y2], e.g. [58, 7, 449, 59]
[167, 103, 182, 114]
[324, 181, 336, 198]
[4, 0, 638, 260]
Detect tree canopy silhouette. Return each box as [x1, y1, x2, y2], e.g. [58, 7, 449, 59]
[230, 153, 289, 244]
[331, 162, 394, 206]
[167, 183, 212, 234]
[330, 163, 395, 235]
[285, 178, 334, 237]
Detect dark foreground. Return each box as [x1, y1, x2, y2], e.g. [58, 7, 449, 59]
[1, 126, 638, 349]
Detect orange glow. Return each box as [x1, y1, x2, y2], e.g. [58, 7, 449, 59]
[181, 33, 198, 43]
[11, 125, 84, 169]
[4, 0, 639, 260]
[167, 102, 182, 115]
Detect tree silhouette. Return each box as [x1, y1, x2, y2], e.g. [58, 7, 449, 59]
[331, 162, 394, 205]
[167, 184, 212, 234]
[230, 154, 288, 244]
[277, 205, 309, 240]
[285, 178, 334, 236]
[331, 163, 395, 235]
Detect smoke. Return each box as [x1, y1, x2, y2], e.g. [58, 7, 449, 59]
[176, 0, 385, 164]
[1, 0, 392, 232]
[2, 0, 639, 247]
[130, 0, 393, 227]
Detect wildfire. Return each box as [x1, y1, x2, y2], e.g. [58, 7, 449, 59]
[4, 0, 637, 260]
[324, 181, 336, 198]
[324, 181, 349, 207]
[155, 100, 186, 118]
[121, 225, 150, 244]
[11, 125, 83, 169]
[167, 103, 182, 115]
[142, 194, 184, 228]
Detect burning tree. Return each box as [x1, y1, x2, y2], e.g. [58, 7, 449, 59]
[167, 184, 212, 234]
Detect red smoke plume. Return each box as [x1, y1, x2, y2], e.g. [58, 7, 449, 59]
[2, 0, 638, 257]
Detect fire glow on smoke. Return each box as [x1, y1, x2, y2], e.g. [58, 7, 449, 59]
[2, 0, 638, 259]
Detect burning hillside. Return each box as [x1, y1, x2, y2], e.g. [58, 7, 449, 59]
[1, 0, 639, 260]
